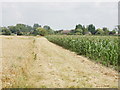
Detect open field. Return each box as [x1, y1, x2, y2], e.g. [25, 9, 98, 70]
[0, 37, 2, 89]
[0, 36, 118, 88]
[2, 36, 35, 88]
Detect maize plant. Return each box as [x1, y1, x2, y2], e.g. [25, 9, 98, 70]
[46, 35, 119, 70]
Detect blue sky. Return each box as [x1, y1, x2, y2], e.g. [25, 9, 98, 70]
[1, 2, 118, 30]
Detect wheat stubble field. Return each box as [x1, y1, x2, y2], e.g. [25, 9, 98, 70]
[0, 36, 118, 88]
[0, 36, 2, 89]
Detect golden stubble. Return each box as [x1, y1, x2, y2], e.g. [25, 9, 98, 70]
[2, 36, 35, 88]
[0, 36, 2, 89]
[1, 36, 118, 88]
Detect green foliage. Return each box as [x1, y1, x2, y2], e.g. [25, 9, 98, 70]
[46, 35, 118, 70]
[74, 24, 83, 35]
[8, 26, 16, 33]
[83, 28, 89, 35]
[75, 29, 83, 35]
[43, 25, 54, 35]
[17, 30, 23, 35]
[75, 24, 83, 30]
[47, 29, 54, 34]
[109, 30, 116, 35]
[1, 23, 119, 36]
[7, 24, 33, 35]
[69, 30, 75, 34]
[15, 24, 32, 35]
[2, 27, 11, 35]
[117, 25, 120, 34]
[35, 27, 48, 36]
[103, 27, 109, 35]
[5, 23, 53, 36]
[54, 30, 63, 35]
[95, 28, 104, 35]
[33, 23, 41, 30]
[88, 24, 96, 34]
[43, 25, 51, 30]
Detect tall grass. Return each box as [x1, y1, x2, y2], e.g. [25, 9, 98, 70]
[46, 35, 119, 70]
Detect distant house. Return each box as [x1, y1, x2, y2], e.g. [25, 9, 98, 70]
[61, 30, 71, 34]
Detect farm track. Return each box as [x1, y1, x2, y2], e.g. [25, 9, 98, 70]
[0, 36, 118, 88]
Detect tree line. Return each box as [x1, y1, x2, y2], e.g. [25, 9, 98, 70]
[57, 24, 120, 35]
[0, 23, 54, 36]
[0, 23, 120, 36]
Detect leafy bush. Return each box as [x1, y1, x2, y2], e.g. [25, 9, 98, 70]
[2, 27, 11, 35]
[32, 27, 48, 36]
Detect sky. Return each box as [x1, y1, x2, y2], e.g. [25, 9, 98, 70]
[0, 1, 118, 30]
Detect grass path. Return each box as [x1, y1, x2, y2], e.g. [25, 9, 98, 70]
[1, 36, 118, 88]
[28, 37, 118, 88]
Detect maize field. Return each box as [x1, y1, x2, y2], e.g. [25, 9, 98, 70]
[46, 35, 119, 70]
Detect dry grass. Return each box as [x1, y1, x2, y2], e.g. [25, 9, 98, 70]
[0, 36, 118, 88]
[2, 36, 35, 88]
[0, 36, 2, 89]
[28, 37, 118, 88]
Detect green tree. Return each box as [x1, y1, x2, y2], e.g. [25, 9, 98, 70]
[33, 27, 47, 36]
[26, 25, 33, 32]
[88, 24, 96, 34]
[47, 29, 54, 34]
[15, 24, 26, 35]
[82, 26, 89, 35]
[95, 28, 104, 35]
[109, 30, 116, 35]
[17, 29, 23, 35]
[14, 24, 32, 35]
[43, 25, 54, 34]
[8, 26, 17, 33]
[37, 27, 48, 36]
[2, 27, 11, 35]
[74, 24, 83, 35]
[33, 23, 41, 30]
[43, 25, 51, 30]
[103, 27, 109, 35]
[75, 24, 83, 30]
[75, 29, 83, 35]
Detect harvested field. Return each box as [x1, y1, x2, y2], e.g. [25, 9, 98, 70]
[0, 36, 2, 89]
[0, 36, 118, 88]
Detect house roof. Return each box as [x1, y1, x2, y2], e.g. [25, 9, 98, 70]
[61, 30, 71, 34]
